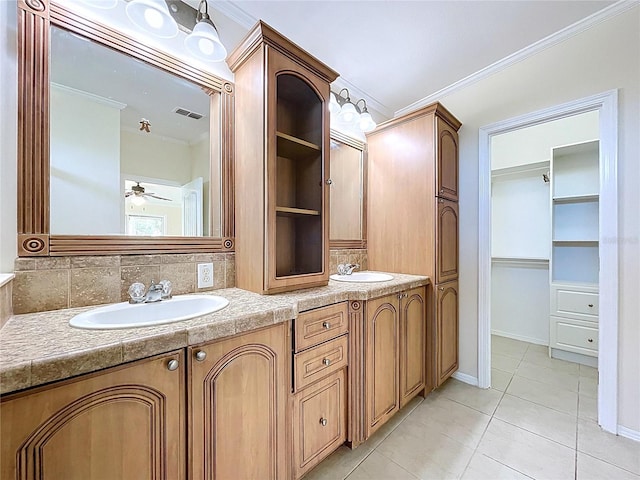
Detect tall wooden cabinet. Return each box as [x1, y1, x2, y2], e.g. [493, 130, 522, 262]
[366, 103, 461, 389]
[0, 351, 186, 480]
[229, 21, 339, 294]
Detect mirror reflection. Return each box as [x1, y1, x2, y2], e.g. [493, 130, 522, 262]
[329, 139, 364, 240]
[49, 26, 220, 237]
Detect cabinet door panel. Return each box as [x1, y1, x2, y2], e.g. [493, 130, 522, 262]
[436, 117, 459, 201]
[190, 323, 288, 480]
[366, 295, 399, 437]
[400, 287, 426, 408]
[293, 370, 347, 478]
[1, 351, 185, 480]
[437, 199, 459, 283]
[437, 281, 459, 386]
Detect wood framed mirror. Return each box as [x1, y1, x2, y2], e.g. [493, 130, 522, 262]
[329, 130, 367, 249]
[17, 0, 234, 257]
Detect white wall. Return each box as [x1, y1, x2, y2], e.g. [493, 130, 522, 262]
[0, 1, 17, 273]
[50, 86, 122, 234]
[121, 129, 193, 185]
[491, 111, 599, 170]
[438, 6, 640, 431]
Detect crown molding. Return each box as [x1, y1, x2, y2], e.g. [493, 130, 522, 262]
[395, 0, 637, 118]
[214, 1, 257, 29]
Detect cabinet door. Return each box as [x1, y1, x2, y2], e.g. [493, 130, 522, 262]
[400, 287, 426, 408]
[0, 351, 185, 480]
[436, 117, 459, 201]
[189, 323, 288, 480]
[436, 198, 459, 283]
[292, 370, 347, 479]
[436, 281, 459, 386]
[266, 47, 330, 293]
[365, 294, 399, 438]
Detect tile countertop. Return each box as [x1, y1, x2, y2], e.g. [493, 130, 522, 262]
[0, 272, 429, 396]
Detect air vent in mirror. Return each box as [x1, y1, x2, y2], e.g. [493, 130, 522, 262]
[174, 107, 204, 120]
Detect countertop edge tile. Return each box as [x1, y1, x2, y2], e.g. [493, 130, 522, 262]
[0, 273, 429, 395]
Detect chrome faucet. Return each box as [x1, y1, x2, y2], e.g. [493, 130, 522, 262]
[128, 280, 172, 304]
[337, 263, 360, 275]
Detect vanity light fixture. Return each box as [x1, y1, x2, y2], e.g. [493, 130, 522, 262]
[184, 0, 227, 62]
[336, 88, 360, 125]
[355, 99, 377, 133]
[125, 0, 179, 38]
[330, 88, 377, 134]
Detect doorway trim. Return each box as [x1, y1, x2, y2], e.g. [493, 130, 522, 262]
[477, 90, 619, 434]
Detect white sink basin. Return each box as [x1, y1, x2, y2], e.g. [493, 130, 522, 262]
[330, 272, 394, 283]
[69, 294, 229, 330]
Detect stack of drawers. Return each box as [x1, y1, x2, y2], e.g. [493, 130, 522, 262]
[292, 302, 349, 479]
[550, 284, 599, 356]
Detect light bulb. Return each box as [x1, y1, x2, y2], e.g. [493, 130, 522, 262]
[329, 92, 341, 115]
[185, 20, 227, 62]
[339, 102, 360, 125]
[131, 195, 146, 206]
[359, 112, 377, 133]
[125, 0, 178, 38]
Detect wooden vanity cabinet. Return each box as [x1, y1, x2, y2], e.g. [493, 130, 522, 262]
[0, 350, 186, 480]
[229, 22, 339, 294]
[292, 303, 349, 479]
[188, 323, 289, 480]
[367, 103, 461, 390]
[365, 287, 426, 438]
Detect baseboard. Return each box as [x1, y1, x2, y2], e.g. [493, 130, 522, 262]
[452, 371, 479, 387]
[491, 329, 548, 346]
[551, 348, 598, 368]
[618, 426, 640, 443]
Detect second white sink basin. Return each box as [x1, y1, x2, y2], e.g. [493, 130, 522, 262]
[330, 272, 394, 283]
[70, 294, 229, 330]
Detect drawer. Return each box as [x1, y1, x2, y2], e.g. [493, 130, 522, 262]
[292, 370, 347, 479]
[294, 335, 348, 391]
[295, 302, 349, 352]
[551, 285, 598, 321]
[551, 317, 598, 356]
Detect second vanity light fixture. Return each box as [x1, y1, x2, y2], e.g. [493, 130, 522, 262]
[125, 0, 227, 62]
[329, 88, 377, 133]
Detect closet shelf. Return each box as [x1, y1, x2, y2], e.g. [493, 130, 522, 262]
[276, 132, 321, 158]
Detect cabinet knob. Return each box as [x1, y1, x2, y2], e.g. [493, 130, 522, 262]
[588, 304, 594, 308]
[322, 321, 331, 329]
[167, 359, 179, 371]
[439, 287, 445, 292]
[322, 358, 331, 366]
[319, 417, 328, 426]
[325, 179, 333, 185]
[440, 189, 444, 194]
[588, 338, 594, 343]
[195, 350, 207, 362]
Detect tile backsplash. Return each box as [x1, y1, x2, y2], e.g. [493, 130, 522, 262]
[0, 278, 12, 327]
[12, 253, 235, 315]
[10, 249, 367, 315]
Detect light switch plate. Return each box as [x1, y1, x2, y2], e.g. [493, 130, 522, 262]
[197, 263, 214, 288]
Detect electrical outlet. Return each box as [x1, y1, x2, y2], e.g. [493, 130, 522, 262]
[197, 263, 214, 288]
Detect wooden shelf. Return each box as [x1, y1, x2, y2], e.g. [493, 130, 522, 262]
[276, 132, 321, 159]
[276, 206, 320, 217]
[553, 194, 599, 204]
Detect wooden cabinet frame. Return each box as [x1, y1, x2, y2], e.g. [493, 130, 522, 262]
[17, 0, 235, 256]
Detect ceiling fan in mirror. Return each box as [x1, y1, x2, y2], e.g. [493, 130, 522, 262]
[125, 182, 172, 205]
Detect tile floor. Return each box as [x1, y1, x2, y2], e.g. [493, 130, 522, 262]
[305, 335, 640, 480]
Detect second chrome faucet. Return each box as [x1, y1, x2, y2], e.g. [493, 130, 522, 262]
[336, 263, 360, 275]
[128, 280, 172, 304]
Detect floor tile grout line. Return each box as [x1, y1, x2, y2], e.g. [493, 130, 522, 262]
[342, 397, 425, 480]
[577, 450, 640, 477]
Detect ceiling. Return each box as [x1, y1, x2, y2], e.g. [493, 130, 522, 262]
[213, 0, 616, 121]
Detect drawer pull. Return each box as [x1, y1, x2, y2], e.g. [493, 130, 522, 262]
[322, 358, 331, 366]
[588, 304, 594, 308]
[322, 321, 331, 329]
[588, 338, 594, 343]
[319, 417, 328, 427]
[195, 350, 207, 362]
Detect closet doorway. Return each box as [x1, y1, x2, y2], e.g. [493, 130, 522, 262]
[477, 91, 619, 434]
